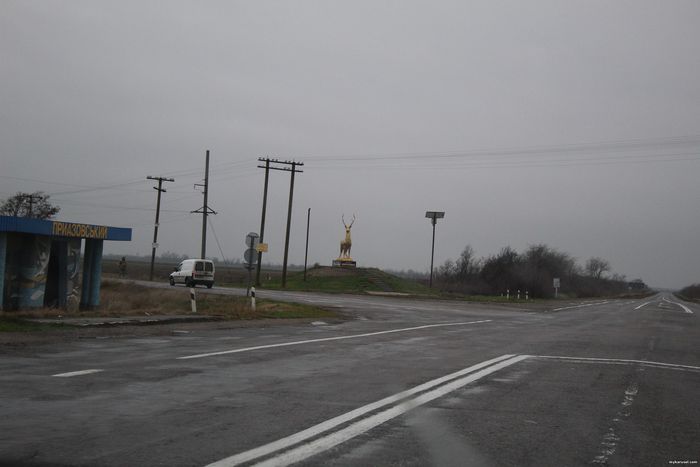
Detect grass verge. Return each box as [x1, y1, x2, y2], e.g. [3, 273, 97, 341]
[0, 280, 336, 331]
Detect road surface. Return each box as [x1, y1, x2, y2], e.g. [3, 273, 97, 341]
[0, 290, 697, 466]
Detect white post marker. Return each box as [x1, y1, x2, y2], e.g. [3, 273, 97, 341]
[251, 287, 256, 312]
[190, 287, 197, 313]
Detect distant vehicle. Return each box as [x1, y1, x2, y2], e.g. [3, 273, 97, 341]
[169, 259, 215, 288]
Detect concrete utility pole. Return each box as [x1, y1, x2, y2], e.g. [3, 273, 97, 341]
[147, 176, 175, 281]
[255, 158, 304, 288]
[191, 150, 216, 260]
[425, 211, 445, 288]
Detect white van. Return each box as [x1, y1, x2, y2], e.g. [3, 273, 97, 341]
[169, 259, 215, 288]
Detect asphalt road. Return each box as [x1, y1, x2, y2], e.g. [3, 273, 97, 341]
[0, 290, 698, 467]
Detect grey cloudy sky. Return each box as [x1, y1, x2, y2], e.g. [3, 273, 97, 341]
[2, 1, 699, 288]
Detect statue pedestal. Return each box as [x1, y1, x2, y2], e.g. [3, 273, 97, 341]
[332, 259, 357, 268]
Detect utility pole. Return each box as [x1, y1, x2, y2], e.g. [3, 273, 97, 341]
[425, 211, 445, 288]
[147, 176, 174, 281]
[191, 150, 216, 259]
[255, 158, 270, 286]
[23, 193, 43, 218]
[303, 207, 310, 281]
[255, 158, 304, 288]
[282, 161, 302, 288]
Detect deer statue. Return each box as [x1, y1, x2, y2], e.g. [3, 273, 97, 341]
[339, 214, 356, 259]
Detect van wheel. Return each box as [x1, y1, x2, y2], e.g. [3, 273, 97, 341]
[169, 277, 175, 286]
[206, 283, 213, 289]
[186, 278, 194, 288]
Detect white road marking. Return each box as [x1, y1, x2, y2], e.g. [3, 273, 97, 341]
[663, 297, 694, 314]
[552, 300, 610, 311]
[592, 381, 639, 464]
[179, 320, 492, 360]
[52, 369, 104, 377]
[205, 354, 526, 467]
[634, 301, 652, 310]
[534, 355, 700, 372]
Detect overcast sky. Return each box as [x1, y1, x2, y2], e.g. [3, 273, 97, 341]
[2, 1, 699, 288]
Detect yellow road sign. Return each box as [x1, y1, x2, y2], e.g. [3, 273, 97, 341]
[256, 243, 268, 253]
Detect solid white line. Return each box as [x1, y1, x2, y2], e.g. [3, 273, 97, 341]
[52, 369, 104, 377]
[250, 355, 530, 467]
[534, 355, 700, 372]
[634, 301, 652, 310]
[204, 354, 518, 467]
[552, 300, 609, 311]
[179, 320, 492, 360]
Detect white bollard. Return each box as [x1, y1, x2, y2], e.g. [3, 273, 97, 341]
[526, 290, 529, 300]
[517, 290, 521, 300]
[251, 287, 256, 312]
[190, 287, 197, 313]
[507, 289, 510, 300]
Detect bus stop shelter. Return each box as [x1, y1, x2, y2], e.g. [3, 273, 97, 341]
[0, 216, 132, 310]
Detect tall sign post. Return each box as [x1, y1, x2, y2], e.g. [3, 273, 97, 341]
[553, 277, 561, 298]
[425, 211, 445, 288]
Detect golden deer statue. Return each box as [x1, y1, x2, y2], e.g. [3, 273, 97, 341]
[339, 214, 356, 260]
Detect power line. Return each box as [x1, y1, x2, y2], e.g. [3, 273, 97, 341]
[300, 134, 700, 163]
[208, 217, 229, 263]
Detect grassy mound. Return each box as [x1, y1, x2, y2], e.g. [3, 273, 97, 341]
[262, 266, 433, 295]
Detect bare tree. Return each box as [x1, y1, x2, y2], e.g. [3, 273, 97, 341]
[456, 245, 480, 279]
[585, 257, 610, 279]
[0, 191, 60, 219]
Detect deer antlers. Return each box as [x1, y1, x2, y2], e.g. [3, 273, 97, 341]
[342, 213, 356, 228]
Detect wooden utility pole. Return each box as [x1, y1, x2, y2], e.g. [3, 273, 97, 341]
[256, 158, 303, 288]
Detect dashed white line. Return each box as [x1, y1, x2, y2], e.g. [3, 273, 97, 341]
[634, 301, 652, 310]
[52, 369, 104, 378]
[178, 320, 492, 360]
[205, 354, 526, 467]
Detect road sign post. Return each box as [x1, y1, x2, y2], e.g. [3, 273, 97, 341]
[425, 211, 445, 288]
[244, 232, 259, 296]
[553, 277, 561, 298]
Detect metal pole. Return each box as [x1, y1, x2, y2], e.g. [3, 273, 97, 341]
[201, 149, 210, 260]
[282, 162, 296, 288]
[149, 179, 163, 282]
[255, 159, 270, 286]
[429, 217, 436, 288]
[304, 207, 310, 281]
